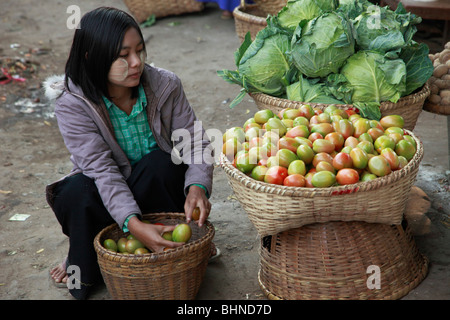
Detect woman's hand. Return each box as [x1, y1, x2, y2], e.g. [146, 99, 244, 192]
[127, 216, 184, 253]
[185, 185, 211, 227]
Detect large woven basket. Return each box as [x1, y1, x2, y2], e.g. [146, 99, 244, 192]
[252, 0, 287, 15]
[249, 83, 430, 131]
[93, 213, 214, 300]
[233, 4, 268, 42]
[123, 0, 205, 22]
[258, 220, 428, 300]
[220, 129, 423, 237]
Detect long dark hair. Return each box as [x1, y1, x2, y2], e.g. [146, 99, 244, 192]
[65, 7, 146, 104]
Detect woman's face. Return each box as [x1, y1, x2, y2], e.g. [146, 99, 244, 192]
[108, 27, 146, 88]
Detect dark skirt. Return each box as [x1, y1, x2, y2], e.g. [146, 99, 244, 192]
[51, 149, 187, 299]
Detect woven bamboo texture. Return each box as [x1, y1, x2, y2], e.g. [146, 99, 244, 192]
[252, 0, 287, 15]
[233, 4, 268, 42]
[220, 129, 423, 236]
[258, 220, 428, 300]
[250, 83, 430, 131]
[93, 213, 214, 300]
[123, 0, 204, 22]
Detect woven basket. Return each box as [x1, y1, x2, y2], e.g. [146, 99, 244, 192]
[233, 4, 268, 42]
[249, 83, 430, 131]
[123, 0, 205, 22]
[93, 212, 214, 300]
[220, 129, 423, 237]
[258, 220, 428, 300]
[252, 0, 287, 15]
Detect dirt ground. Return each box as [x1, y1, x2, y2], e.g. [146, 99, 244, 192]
[0, 0, 449, 301]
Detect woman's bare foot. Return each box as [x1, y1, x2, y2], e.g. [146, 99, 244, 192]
[50, 259, 68, 285]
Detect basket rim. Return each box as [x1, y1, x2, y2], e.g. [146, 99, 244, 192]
[233, 4, 268, 23]
[220, 129, 423, 197]
[93, 212, 215, 264]
[249, 83, 430, 110]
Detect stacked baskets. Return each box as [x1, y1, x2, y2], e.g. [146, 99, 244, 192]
[220, 127, 428, 299]
[94, 213, 214, 300]
[123, 0, 204, 23]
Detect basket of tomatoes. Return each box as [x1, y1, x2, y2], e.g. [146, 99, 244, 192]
[93, 212, 215, 300]
[220, 107, 423, 236]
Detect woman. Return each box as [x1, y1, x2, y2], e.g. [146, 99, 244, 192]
[45, 7, 214, 300]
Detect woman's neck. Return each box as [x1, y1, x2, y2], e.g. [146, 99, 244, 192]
[108, 85, 136, 115]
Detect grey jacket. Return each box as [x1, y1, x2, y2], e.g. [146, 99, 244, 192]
[45, 64, 214, 228]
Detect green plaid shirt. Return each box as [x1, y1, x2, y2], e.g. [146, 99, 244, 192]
[103, 85, 158, 166]
[103, 85, 208, 232]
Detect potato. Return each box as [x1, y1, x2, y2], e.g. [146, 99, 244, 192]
[430, 83, 439, 94]
[435, 79, 450, 89]
[433, 64, 449, 78]
[441, 96, 450, 105]
[440, 90, 450, 99]
[428, 94, 441, 104]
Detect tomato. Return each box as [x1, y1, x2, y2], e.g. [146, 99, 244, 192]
[311, 123, 334, 137]
[235, 152, 256, 173]
[350, 147, 369, 169]
[308, 132, 324, 143]
[380, 115, 404, 129]
[336, 168, 360, 185]
[282, 119, 293, 128]
[265, 117, 287, 137]
[317, 112, 331, 124]
[283, 108, 302, 120]
[316, 161, 336, 173]
[360, 171, 377, 182]
[264, 166, 289, 185]
[358, 132, 373, 144]
[368, 155, 391, 177]
[276, 148, 298, 168]
[312, 152, 334, 167]
[278, 136, 300, 153]
[345, 109, 357, 117]
[380, 147, 400, 170]
[223, 127, 245, 143]
[254, 109, 274, 124]
[345, 136, 359, 148]
[325, 132, 344, 151]
[285, 125, 310, 139]
[333, 119, 354, 139]
[293, 116, 310, 127]
[261, 142, 277, 158]
[367, 127, 384, 142]
[283, 174, 306, 187]
[248, 137, 263, 149]
[294, 136, 313, 148]
[333, 152, 353, 170]
[313, 139, 335, 154]
[288, 159, 307, 176]
[353, 118, 370, 138]
[172, 223, 192, 243]
[296, 144, 315, 164]
[311, 171, 336, 188]
[357, 140, 374, 155]
[374, 135, 395, 153]
[304, 171, 315, 188]
[251, 165, 268, 181]
[395, 140, 416, 161]
[245, 126, 261, 142]
[222, 138, 243, 160]
[298, 104, 315, 120]
[330, 109, 348, 119]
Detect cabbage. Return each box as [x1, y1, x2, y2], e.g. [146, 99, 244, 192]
[337, 0, 372, 19]
[286, 75, 344, 104]
[353, 3, 421, 54]
[337, 50, 406, 106]
[290, 11, 355, 78]
[276, 0, 338, 31]
[217, 27, 296, 108]
[400, 42, 433, 96]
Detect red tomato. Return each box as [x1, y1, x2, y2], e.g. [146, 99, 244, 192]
[332, 152, 353, 170]
[336, 168, 360, 185]
[264, 166, 288, 185]
[283, 174, 306, 187]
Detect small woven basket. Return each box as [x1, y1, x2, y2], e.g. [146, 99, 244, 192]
[93, 212, 214, 300]
[258, 220, 428, 300]
[250, 83, 430, 131]
[220, 129, 423, 237]
[123, 0, 205, 22]
[233, 4, 268, 42]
